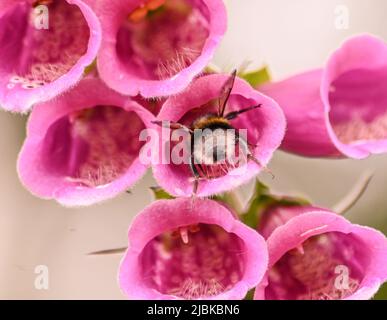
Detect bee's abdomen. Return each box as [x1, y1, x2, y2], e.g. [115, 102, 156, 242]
[191, 115, 232, 130]
[191, 126, 249, 180]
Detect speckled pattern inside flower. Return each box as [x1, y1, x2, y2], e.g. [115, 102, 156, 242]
[117, 0, 209, 80]
[41, 105, 146, 188]
[267, 232, 365, 300]
[0, 0, 89, 90]
[329, 67, 387, 145]
[139, 223, 245, 299]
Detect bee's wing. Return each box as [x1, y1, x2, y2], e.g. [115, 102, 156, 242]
[218, 69, 237, 117]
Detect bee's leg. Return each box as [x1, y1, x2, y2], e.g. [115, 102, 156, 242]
[235, 132, 274, 179]
[225, 104, 262, 120]
[192, 178, 199, 196]
[152, 120, 192, 133]
[247, 154, 275, 179]
[236, 134, 258, 153]
[239, 136, 258, 150]
[189, 152, 202, 197]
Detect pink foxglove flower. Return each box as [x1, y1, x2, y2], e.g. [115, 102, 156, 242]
[17, 77, 155, 206]
[93, 0, 227, 97]
[152, 73, 286, 197]
[0, 0, 101, 113]
[254, 205, 387, 300]
[260, 34, 387, 159]
[119, 198, 268, 300]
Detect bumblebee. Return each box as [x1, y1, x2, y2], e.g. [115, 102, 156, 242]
[154, 70, 264, 195]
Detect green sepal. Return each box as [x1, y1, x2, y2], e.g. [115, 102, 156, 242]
[239, 66, 271, 87]
[243, 288, 255, 300]
[150, 186, 175, 200]
[211, 191, 244, 214]
[242, 180, 311, 229]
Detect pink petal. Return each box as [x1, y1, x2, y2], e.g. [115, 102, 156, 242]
[323, 34, 387, 158]
[0, 0, 101, 113]
[119, 198, 268, 300]
[17, 77, 156, 206]
[94, 0, 227, 97]
[152, 73, 286, 197]
[260, 70, 339, 157]
[260, 34, 387, 159]
[255, 207, 387, 300]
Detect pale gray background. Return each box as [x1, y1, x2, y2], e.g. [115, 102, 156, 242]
[0, 0, 386, 299]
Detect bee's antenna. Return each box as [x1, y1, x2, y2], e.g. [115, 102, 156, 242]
[192, 178, 199, 197]
[225, 104, 262, 120]
[218, 70, 237, 117]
